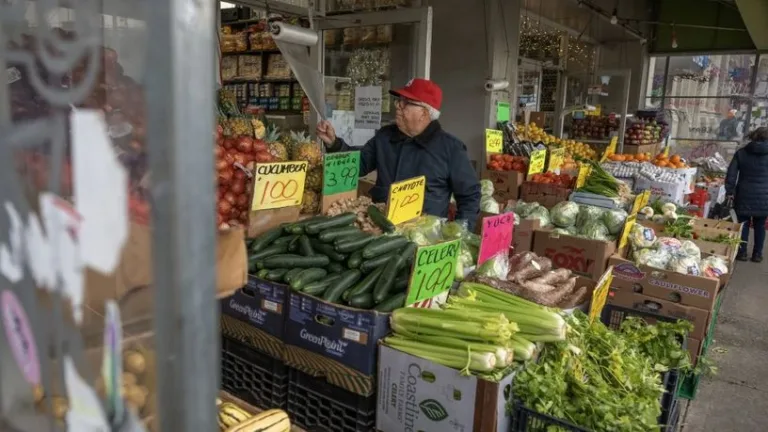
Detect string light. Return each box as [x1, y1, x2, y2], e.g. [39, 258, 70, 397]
[519, 16, 596, 72]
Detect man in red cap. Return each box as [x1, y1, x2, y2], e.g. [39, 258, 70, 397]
[317, 78, 480, 229]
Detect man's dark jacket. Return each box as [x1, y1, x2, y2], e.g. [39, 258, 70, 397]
[725, 140, 768, 217]
[328, 121, 481, 230]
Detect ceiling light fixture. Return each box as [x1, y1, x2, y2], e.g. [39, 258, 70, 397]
[610, 8, 618, 25]
[671, 23, 678, 49]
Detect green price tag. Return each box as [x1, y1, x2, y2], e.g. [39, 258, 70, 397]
[497, 102, 511, 123]
[405, 240, 461, 307]
[322, 151, 360, 196]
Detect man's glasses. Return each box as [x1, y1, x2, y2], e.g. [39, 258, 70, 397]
[395, 98, 424, 109]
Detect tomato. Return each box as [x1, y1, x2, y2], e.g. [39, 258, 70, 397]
[503, 154, 514, 163]
[504, 162, 514, 171]
[511, 162, 524, 172]
[491, 154, 503, 162]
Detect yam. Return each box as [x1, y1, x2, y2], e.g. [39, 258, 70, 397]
[558, 285, 588, 309]
[508, 251, 536, 274]
[510, 257, 552, 283]
[529, 268, 571, 285]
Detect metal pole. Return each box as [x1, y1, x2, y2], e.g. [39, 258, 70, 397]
[145, 0, 218, 430]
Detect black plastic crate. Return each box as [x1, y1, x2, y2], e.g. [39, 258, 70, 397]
[601, 302, 678, 330]
[286, 367, 376, 432]
[509, 401, 589, 432]
[659, 369, 680, 426]
[221, 336, 288, 410]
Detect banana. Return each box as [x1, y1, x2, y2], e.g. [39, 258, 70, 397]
[224, 409, 290, 432]
[218, 402, 252, 428]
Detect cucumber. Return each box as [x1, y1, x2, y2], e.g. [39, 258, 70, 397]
[298, 235, 315, 256]
[318, 226, 361, 243]
[348, 293, 374, 309]
[310, 240, 349, 262]
[343, 266, 384, 301]
[260, 254, 330, 269]
[284, 215, 328, 235]
[305, 213, 357, 234]
[284, 268, 304, 284]
[256, 269, 269, 278]
[291, 268, 328, 290]
[335, 235, 375, 254]
[249, 243, 289, 266]
[374, 292, 406, 312]
[249, 226, 285, 252]
[362, 236, 408, 259]
[302, 274, 342, 296]
[322, 270, 362, 303]
[373, 256, 401, 304]
[273, 235, 298, 246]
[399, 243, 418, 271]
[265, 268, 289, 282]
[367, 205, 395, 233]
[326, 262, 345, 273]
[347, 250, 364, 268]
[393, 273, 410, 294]
[359, 250, 399, 273]
[288, 235, 302, 253]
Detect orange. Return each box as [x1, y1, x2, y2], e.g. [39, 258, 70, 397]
[656, 161, 669, 167]
[670, 155, 681, 164]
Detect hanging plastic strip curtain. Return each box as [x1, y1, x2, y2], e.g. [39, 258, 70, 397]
[270, 22, 326, 119]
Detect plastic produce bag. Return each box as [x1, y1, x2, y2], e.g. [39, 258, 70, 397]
[657, 237, 682, 255]
[580, 220, 610, 241]
[602, 208, 628, 235]
[679, 240, 702, 261]
[667, 254, 702, 276]
[634, 247, 672, 269]
[550, 201, 580, 228]
[480, 179, 494, 197]
[476, 253, 509, 280]
[398, 215, 443, 246]
[441, 220, 468, 240]
[629, 224, 657, 249]
[480, 195, 500, 213]
[515, 200, 541, 218]
[576, 205, 606, 229]
[701, 255, 729, 278]
[526, 206, 551, 227]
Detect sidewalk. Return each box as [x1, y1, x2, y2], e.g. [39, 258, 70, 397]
[680, 243, 768, 431]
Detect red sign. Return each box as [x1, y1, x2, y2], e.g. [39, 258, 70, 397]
[543, 246, 595, 275]
[478, 213, 514, 265]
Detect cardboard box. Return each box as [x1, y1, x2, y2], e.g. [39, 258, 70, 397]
[622, 143, 659, 155]
[607, 289, 710, 340]
[608, 255, 720, 312]
[483, 169, 524, 201]
[632, 177, 688, 205]
[376, 345, 514, 432]
[283, 290, 390, 396]
[532, 229, 616, 280]
[358, 171, 377, 198]
[520, 182, 572, 209]
[634, 219, 740, 265]
[693, 217, 742, 234]
[688, 337, 703, 367]
[513, 219, 541, 253]
[220, 276, 288, 339]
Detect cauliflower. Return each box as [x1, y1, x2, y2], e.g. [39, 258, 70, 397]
[634, 247, 672, 269]
[657, 237, 682, 255]
[679, 240, 702, 261]
[667, 254, 701, 276]
[629, 223, 657, 248]
[701, 256, 729, 278]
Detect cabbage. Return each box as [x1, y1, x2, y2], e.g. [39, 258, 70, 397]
[525, 206, 551, 227]
[634, 247, 672, 269]
[580, 220, 610, 241]
[668, 254, 701, 276]
[576, 205, 606, 229]
[679, 240, 702, 261]
[455, 246, 474, 280]
[701, 255, 729, 278]
[550, 201, 580, 228]
[515, 200, 541, 218]
[512, 212, 520, 225]
[552, 227, 575, 236]
[602, 208, 628, 235]
[657, 237, 682, 255]
[629, 224, 657, 248]
[480, 195, 500, 213]
[480, 179, 494, 197]
[441, 221, 467, 240]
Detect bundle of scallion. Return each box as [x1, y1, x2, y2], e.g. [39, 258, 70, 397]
[576, 160, 621, 197]
[446, 282, 567, 361]
[385, 308, 518, 375]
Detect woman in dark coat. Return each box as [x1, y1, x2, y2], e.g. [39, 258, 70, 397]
[725, 127, 768, 262]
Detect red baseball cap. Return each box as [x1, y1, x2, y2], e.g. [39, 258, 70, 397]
[389, 78, 442, 111]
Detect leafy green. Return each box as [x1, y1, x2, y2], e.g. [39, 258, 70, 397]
[619, 317, 693, 372]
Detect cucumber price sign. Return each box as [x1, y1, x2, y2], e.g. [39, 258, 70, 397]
[387, 176, 425, 226]
[406, 239, 460, 308]
[323, 151, 360, 196]
[477, 213, 514, 265]
[251, 161, 308, 210]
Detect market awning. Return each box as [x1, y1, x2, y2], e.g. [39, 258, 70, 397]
[735, 0, 768, 50]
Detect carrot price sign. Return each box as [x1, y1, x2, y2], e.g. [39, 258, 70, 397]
[386, 176, 425, 225]
[406, 239, 461, 307]
[477, 213, 515, 265]
[251, 161, 309, 210]
[323, 151, 360, 196]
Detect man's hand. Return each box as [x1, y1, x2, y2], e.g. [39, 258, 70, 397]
[316, 120, 336, 146]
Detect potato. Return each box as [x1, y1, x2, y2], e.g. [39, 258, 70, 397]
[124, 350, 146, 374]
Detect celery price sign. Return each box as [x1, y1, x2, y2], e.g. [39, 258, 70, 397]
[406, 239, 461, 308]
[323, 151, 360, 195]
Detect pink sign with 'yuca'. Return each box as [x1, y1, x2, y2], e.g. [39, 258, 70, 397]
[478, 213, 515, 265]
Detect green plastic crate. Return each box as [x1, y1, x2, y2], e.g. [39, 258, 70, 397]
[676, 290, 725, 400]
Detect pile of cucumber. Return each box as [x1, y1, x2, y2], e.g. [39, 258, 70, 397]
[246, 211, 415, 312]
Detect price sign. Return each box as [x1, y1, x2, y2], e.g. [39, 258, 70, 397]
[600, 136, 618, 163]
[485, 129, 503, 154]
[406, 239, 461, 307]
[631, 194, 644, 215]
[588, 266, 614, 323]
[547, 147, 565, 173]
[387, 176, 425, 225]
[478, 213, 514, 265]
[251, 161, 308, 210]
[640, 190, 651, 209]
[618, 213, 637, 249]
[527, 149, 547, 177]
[576, 164, 591, 188]
[323, 151, 360, 196]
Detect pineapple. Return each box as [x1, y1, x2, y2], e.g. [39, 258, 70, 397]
[230, 116, 252, 136]
[305, 167, 323, 192]
[252, 119, 266, 140]
[283, 130, 308, 155]
[301, 190, 319, 213]
[265, 124, 288, 161]
[292, 134, 323, 170]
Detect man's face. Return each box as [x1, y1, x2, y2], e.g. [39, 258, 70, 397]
[395, 98, 429, 136]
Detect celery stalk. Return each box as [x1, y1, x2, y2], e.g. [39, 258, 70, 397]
[390, 327, 513, 366]
[385, 337, 497, 373]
